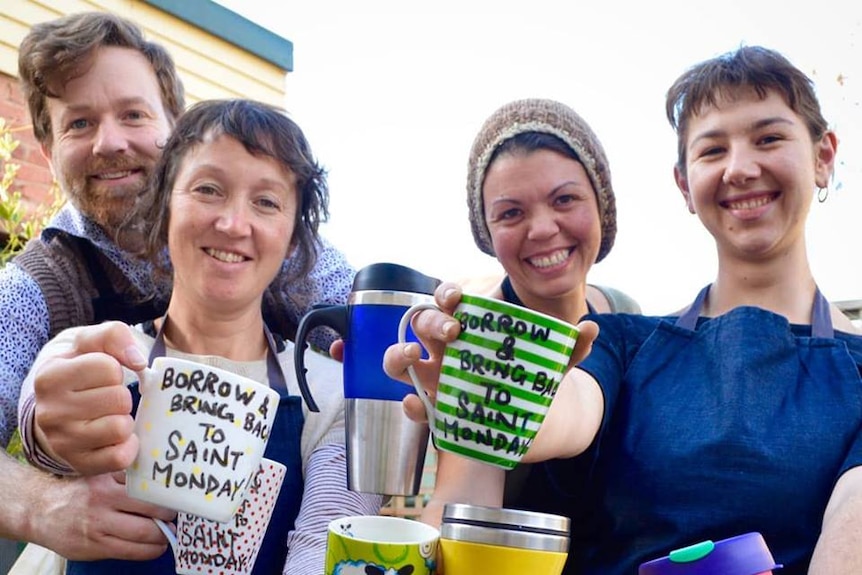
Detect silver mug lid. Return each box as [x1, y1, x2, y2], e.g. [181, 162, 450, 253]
[441, 504, 569, 553]
[442, 503, 570, 535]
[349, 290, 435, 307]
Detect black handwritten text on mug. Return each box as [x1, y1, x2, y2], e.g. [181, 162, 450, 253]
[456, 310, 552, 342]
[161, 367, 258, 404]
[436, 389, 534, 456]
[149, 427, 249, 500]
[177, 522, 250, 572]
[456, 351, 559, 398]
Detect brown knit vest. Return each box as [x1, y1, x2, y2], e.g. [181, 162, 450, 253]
[11, 232, 164, 338]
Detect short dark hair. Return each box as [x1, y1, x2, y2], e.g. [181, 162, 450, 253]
[130, 99, 329, 286]
[665, 45, 828, 176]
[488, 131, 581, 167]
[18, 11, 185, 146]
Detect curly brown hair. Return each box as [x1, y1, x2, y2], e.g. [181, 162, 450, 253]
[17, 11, 185, 147]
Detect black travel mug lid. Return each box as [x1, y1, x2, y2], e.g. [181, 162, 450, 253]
[352, 262, 440, 295]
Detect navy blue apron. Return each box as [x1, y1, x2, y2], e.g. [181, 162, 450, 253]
[593, 285, 862, 574]
[68, 319, 306, 575]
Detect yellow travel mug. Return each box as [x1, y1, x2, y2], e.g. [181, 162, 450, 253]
[439, 504, 570, 575]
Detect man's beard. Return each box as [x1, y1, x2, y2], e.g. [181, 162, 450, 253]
[59, 158, 150, 237]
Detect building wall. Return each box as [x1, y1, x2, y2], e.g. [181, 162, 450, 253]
[0, 72, 53, 212]
[0, 0, 290, 211]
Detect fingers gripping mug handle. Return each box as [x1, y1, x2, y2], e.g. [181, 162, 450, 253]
[153, 518, 178, 556]
[397, 303, 439, 425]
[135, 367, 154, 392]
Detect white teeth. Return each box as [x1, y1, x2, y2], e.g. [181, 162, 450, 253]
[529, 249, 569, 269]
[96, 171, 132, 180]
[726, 196, 772, 210]
[205, 248, 245, 263]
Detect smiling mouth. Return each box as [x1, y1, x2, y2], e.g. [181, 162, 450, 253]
[527, 248, 571, 269]
[93, 170, 136, 180]
[721, 192, 779, 210]
[205, 248, 247, 263]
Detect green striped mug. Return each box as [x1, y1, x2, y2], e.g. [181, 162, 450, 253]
[398, 293, 579, 469]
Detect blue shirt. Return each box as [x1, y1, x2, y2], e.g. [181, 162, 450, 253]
[0, 204, 355, 446]
[548, 312, 862, 575]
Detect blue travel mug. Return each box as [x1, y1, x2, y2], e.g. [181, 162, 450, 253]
[294, 262, 440, 495]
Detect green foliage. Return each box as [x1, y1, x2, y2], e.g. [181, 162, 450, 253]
[6, 429, 26, 462]
[0, 117, 63, 266]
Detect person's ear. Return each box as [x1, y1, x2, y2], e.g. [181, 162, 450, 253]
[39, 141, 58, 180]
[674, 165, 695, 214]
[814, 131, 838, 189]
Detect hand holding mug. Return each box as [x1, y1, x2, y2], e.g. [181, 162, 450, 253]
[32, 470, 175, 561]
[383, 282, 464, 423]
[386, 283, 599, 425]
[398, 286, 582, 470]
[32, 321, 148, 475]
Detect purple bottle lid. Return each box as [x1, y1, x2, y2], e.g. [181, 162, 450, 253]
[638, 532, 783, 575]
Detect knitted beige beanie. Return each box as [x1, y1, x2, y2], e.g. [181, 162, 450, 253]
[467, 98, 616, 262]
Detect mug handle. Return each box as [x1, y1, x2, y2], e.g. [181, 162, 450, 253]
[294, 304, 350, 413]
[397, 303, 440, 426]
[134, 366, 155, 393]
[153, 518, 178, 557]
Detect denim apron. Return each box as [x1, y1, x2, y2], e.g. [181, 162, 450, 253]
[68, 319, 306, 575]
[592, 285, 862, 575]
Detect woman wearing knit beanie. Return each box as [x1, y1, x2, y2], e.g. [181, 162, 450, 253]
[461, 98, 637, 317]
[390, 46, 862, 575]
[425, 98, 638, 567]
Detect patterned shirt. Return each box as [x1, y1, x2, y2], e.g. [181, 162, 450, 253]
[0, 203, 355, 446]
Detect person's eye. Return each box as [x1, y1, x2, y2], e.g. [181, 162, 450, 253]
[124, 110, 146, 121]
[554, 194, 576, 207]
[256, 196, 282, 211]
[758, 134, 784, 145]
[498, 207, 522, 221]
[68, 118, 90, 131]
[192, 184, 220, 196]
[697, 145, 725, 158]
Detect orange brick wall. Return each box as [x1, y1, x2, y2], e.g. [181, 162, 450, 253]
[0, 72, 55, 216]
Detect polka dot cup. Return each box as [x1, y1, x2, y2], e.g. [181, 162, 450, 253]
[165, 457, 287, 575]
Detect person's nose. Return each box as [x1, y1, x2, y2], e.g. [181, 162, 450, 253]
[214, 199, 252, 236]
[722, 144, 760, 187]
[526, 208, 560, 241]
[92, 118, 130, 157]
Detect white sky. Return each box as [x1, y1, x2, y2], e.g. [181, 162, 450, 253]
[216, 0, 861, 314]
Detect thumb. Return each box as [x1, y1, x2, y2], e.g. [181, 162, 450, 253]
[69, 321, 148, 371]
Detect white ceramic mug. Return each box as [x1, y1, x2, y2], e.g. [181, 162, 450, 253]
[399, 293, 579, 469]
[155, 457, 287, 575]
[127, 356, 280, 522]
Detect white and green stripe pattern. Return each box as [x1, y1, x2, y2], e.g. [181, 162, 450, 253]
[432, 294, 579, 469]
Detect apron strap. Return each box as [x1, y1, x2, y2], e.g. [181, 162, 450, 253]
[675, 284, 834, 338]
[675, 285, 711, 330]
[811, 288, 834, 339]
